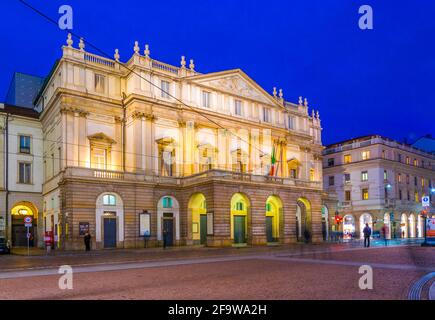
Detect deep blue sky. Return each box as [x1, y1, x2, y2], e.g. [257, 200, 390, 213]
[1, 0, 434, 145]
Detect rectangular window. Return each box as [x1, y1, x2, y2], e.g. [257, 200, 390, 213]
[161, 80, 170, 98]
[397, 154, 402, 162]
[91, 147, 107, 170]
[361, 150, 370, 160]
[344, 173, 351, 183]
[414, 191, 419, 202]
[414, 176, 418, 186]
[263, 108, 271, 122]
[345, 190, 351, 201]
[414, 159, 418, 167]
[344, 154, 352, 164]
[202, 91, 210, 108]
[406, 156, 410, 165]
[288, 116, 295, 130]
[399, 189, 402, 200]
[328, 176, 335, 186]
[407, 190, 410, 201]
[94, 74, 105, 93]
[361, 171, 368, 182]
[384, 170, 388, 181]
[18, 162, 31, 184]
[382, 150, 386, 159]
[234, 100, 242, 116]
[327, 158, 335, 167]
[406, 174, 410, 184]
[421, 178, 425, 187]
[362, 188, 369, 200]
[19, 135, 31, 154]
[398, 173, 402, 183]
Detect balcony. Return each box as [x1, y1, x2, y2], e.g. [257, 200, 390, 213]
[61, 167, 322, 189]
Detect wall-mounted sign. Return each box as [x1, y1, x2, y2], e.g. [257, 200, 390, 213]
[79, 222, 90, 236]
[422, 196, 430, 207]
[139, 212, 151, 237]
[207, 212, 214, 235]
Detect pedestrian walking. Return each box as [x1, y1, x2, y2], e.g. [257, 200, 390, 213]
[363, 223, 372, 247]
[382, 226, 388, 246]
[84, 231, 91, 251]
[303, 229, 310, 243]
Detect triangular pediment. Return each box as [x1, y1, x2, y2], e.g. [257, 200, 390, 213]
[188, 70, 282, 108]
[87, 132, 116, 144]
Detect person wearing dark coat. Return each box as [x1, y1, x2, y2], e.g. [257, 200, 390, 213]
[84, 232, 91, 251]
[363, 223, 372, 247]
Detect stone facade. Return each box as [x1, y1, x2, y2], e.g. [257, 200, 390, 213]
[24, 34, 327, 250]
[323, 135, 435, 239]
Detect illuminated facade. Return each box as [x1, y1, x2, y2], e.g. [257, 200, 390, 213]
[33, 35, 325, 250]
[323, 135, 435, 239]
[0, 103, 43, 247]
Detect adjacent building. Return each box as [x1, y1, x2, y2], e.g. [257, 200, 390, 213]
[323, 135, 435, 240]
[9, 34, 328, 250]
[0, 103, 44, 247]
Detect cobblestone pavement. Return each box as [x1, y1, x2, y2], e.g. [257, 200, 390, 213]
[0, 241, 433, 300]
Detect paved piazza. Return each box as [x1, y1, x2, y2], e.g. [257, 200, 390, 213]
[0, 242, 433, 300]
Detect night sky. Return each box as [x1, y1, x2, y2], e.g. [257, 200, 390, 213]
[1, 0, 434, 145]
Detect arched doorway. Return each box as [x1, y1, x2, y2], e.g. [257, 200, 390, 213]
[343, 214, 355, 240]
[383, 213, 391, 239]
[400, 213, 408, 238]
[96, 193, 124, 249]
[157, 196, 180, 247]
[359, 213, 373, 239]
[231, 193, 250, 244]
[11, 202, 38, 247]
[265, 196, 282, 243]
[189, 193, 207, 245]
[322, 206, 329, 241]
[417, 214, 424, 238]
[409, 214, 416, 238]
[296, 198, 312, 242]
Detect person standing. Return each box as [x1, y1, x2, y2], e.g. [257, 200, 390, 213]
[84, 231, 91, 251]
[162, 227, 167, 249]
[363, 223, 372, 247]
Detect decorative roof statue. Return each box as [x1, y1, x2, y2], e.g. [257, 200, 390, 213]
[114, 49, 120, 61]
[298, 96, 303, 105]
[304, 98, 308, 107]
[181, 56, 186, 68]
[134, 41, 140, 55]
[279, 89, 283, 100]
[66, 33, 73, 47]
[144, 44, 150, 57]
[273, 87, 277, 97]
[316, 110, 320, 119]
[189, 59, 195, 71]
[78, 38, 85, 51]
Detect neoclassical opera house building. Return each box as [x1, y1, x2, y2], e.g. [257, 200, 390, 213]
[35, 35, 326, 250]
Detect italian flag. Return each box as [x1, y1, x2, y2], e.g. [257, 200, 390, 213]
[269, 144, 276, 176]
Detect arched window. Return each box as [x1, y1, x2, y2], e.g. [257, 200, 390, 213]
[103, 194, 116, 206]
[235, 202, 244, 211]
[162, 197, 173, 208]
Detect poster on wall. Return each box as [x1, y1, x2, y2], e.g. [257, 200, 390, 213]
[140, 212, 151, 237]
[207, 212, 214, 235]
[79, 222, 90, 236]
[426, 218, 435, 244]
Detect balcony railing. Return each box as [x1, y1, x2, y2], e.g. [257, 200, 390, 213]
[62, 167, 322, 189]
